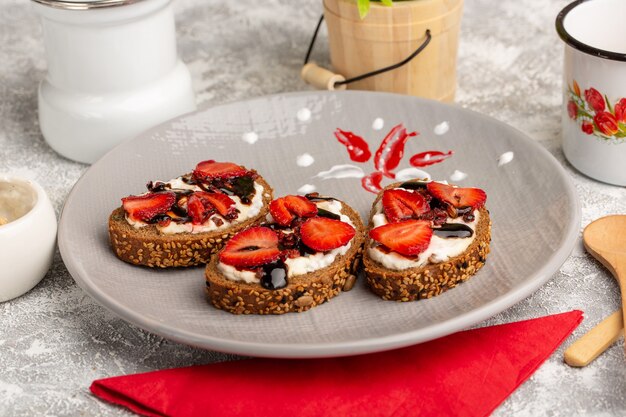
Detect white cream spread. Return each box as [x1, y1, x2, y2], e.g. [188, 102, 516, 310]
[219, 199, 356, 283]
[0, 180, 37, 224]
[368, 186, 479, 271]
[314, 164, 365, 180]
[125, 179, 266, 235]
[284, 200, 354, 278]
[217, 262, 259, 283]
[394, 167, 431, 182]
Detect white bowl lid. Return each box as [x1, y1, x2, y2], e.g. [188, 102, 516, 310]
[31, 0, 145, 10]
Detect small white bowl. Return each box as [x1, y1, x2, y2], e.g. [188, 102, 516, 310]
[0, 176, 57, 302]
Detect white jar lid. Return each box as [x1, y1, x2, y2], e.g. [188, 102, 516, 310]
[31, 0, 145, 10]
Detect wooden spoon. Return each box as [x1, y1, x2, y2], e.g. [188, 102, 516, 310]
[571, 215, 626, 362]
[564, 310, 623, 366]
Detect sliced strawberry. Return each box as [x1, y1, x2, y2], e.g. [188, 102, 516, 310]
[193, 160, 248, 181]
[284, 195, 318, 218]
[187, 192, 237, 224]
[300, 217, 355, 252]
[122, 192, 176, 222]
[282, 248, 302, 259]
[269, 195, 317, 226]
[200, 192, 236, 217]
[187, 193, 215, 225]
[426, 182, 486, 209]
[219, 227, 281, 267]
[382, 189, 430, 223]
[269, 198, 294, 226]
[369, 220, 432, 256]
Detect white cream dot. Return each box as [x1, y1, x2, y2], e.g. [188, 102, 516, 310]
[498, 151, 514, 166]
[296, 153, 315, 167]
[297, 108, 312, 122]
[434, 121, 450, 135]
[449, 170, 468, 182]
[297, 184, 316, 194]
[372, 118, 384, 130]
[241, 131, 258, 144]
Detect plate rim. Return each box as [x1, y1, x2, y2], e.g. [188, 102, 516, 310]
[58, 90, 581, 358]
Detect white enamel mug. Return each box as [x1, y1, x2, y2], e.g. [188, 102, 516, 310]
[32, 0, 197, 164]
[556, 0, 626, 186]
[0, 177, 57, 302]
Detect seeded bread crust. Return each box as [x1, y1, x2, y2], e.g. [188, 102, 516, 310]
[204, 200, 365, 315]
[108, 176, 273, 268]
[363, 181, 492, 301]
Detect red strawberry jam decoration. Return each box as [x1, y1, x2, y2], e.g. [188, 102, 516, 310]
[361, 171, 384, 194]
[334, 128, 372, 163]
[409, 150, 453, 168]
[187, 192, 236, 225]
[373, 124, 417, 178]
[219, 227, 281, 268]
[369, 220, 432, 257]
[122, 192, 176, 222]
[382, 189, 429, 223]
[426, 182, 486, 210]
[269, 195, 318, 226]
[193, 160, 248, 181]
[300, 217, 355, 252]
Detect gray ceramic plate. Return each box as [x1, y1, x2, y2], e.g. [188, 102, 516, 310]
[59, 91, 580, 358]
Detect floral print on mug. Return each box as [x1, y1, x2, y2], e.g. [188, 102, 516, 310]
[567, 80, 626, 143]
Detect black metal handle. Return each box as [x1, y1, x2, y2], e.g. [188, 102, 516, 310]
[304, 14, 432, 89]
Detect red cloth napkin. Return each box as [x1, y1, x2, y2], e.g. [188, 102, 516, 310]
[91, 310, 582, 417]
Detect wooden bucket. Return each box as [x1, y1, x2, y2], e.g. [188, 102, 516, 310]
[323, 0, 464, 102]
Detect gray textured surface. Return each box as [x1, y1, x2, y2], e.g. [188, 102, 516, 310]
[0, 0, 624, 415]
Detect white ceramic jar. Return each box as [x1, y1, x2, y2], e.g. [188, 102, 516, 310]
[32, 0, 197, 164]
[556, 0, 626, 186]
[0, 177, 57, 302]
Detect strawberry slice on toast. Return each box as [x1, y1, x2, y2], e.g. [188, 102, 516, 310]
[193, 160, 249, 181]
[219, 226, 281, 268]
[369, 220, 432, 256]
[382, 189, 430, 223]
[122, 192, 176, 222]
[426, 182, 486, 209]
[300, 217, 356, 252]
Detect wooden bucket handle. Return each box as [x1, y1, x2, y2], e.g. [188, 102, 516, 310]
[301, 14, 432, 91]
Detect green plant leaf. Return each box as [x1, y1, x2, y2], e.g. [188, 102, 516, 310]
[605, 94, 614, 114]
[380, 0, 393, 6]
[615, 130, 626, 138]
[357, 0, 370, 19]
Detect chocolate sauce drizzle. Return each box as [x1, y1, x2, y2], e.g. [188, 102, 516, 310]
[182, 174, 256, 204]
[432, 223, 474, 239]
[398, 181, 429, 190]
[304, 193, 336, 202]
[260, 261, 289, 290]
[317, 208, 340, 220]
[141, 173, 257, 224]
